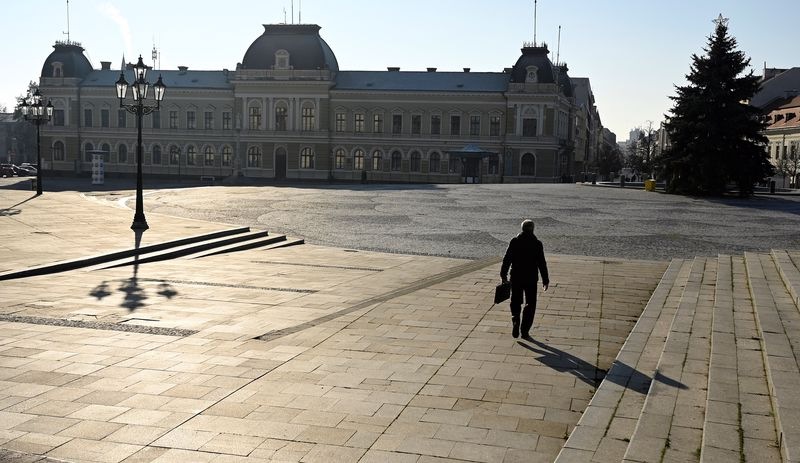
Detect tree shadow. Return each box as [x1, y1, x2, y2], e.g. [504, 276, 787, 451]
[518, 338, 687, 393]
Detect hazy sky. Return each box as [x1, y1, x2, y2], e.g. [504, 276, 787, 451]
[2, 0, 797, 140]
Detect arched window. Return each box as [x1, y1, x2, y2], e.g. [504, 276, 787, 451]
[169, 145, 181, 165]
[247, 146, 261, 168]
[391, 151, 402, 171]
[410, 151, 421, 172]
[429, 152, 441, 173]
[521, 153, 536, 176]
[371, 150, 382, 171]
[275, 49, 290, 69]
[300, 147, 314, 169]
[204, 146, 215, 166]
[101, 143, 111, 162]
[53, 141, 65, 161]
[275, 105, 288, 131]
[152, 145, 162, 165]
[186, 146, 197, 165]
[84, 142, 94, 162]
[354, 149, 365, 170]
[118, 144, 128, 164]
[335, 148, 346, 169]
[222, 146, 232, 166]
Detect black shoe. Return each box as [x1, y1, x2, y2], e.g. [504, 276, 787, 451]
[512, 321, 520, 338]
[521, 333, 532, 340]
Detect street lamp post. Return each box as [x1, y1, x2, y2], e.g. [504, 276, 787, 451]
[116, 55, 166, 231]
[19, 89, 54, 196]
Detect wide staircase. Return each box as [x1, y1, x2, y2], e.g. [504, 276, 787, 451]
[556, 250, 800, 463]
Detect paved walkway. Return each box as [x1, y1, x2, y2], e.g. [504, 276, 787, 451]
[1, 188, 668, 462]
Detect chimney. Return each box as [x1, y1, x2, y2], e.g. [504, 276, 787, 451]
[463, 68, 471, 73]
[100, 61, 111, 70]
[387, 67, 400, 72]
[178, 66, 188, 74]
[427, 67, 437, 72]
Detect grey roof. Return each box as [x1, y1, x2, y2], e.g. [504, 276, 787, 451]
[751, 68, 800, 109]
[334, 71, 509, 93]
[241, 24, 339, 72]
[41, 42, 93, 78]
[510, 45, 556, 84]
[80, 70, 232, 90]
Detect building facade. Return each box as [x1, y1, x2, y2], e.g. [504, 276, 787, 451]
[35, 24, 599, 184]
[752, 67, 800, 188]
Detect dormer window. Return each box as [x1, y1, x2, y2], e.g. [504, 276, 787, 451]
[275, 49, 290, 70]
[52, 62, 64, 77]
[525, 65, 538, 83]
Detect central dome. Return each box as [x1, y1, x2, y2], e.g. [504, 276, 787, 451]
[241, 24, 338, 72]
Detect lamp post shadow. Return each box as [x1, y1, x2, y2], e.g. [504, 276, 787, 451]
[119, 230, 147, 312]
[517, 338, 686, 393]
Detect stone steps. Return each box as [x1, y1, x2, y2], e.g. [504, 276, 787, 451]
[554, 258, 691, 462]
[557, 250, 800, 463]
[746, 251, 800, 462]
[621, 257, 713, 463]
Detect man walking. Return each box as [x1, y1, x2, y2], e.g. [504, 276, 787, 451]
[500, 219, 549, 338]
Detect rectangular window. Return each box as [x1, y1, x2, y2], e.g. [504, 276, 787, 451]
[392, 114, 402, 134]
[411, 115, 421, 135]
[275, 107, 287, 130]
[335, 113, 346, 132]
[187, 111, 196, 129]
[450, 115, 460, 135]
[373, 114, 383, 133]
[249, 107, 261, 130]
[302, 107, 315, 131]
[169, 111, 178, 129]
[84, 109, 92, 127]
[431, 115, 441, 135]
[52, 109, 65, 126]
[117, 109, 126, 128]
[523, 118, 538, 137]
[204, 111, 213, 130]
[222, 112, 232, 130]
[101, 109, 110, 128]
[490, 115, 501, 136]
[354, 113, 365, 133]
[151, 111, 160, 129]
[222, 147, 232, 166]
[470, 115, 480, 136]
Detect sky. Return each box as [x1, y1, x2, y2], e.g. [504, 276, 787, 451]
[1, 0, 798, 141]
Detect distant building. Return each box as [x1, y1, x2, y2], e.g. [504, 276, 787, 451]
[34, 24, 607, 184]
[571, 77, 602, 178]
[751, 67, 800, 187]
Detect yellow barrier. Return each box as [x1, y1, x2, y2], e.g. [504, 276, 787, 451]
[644, 179, 656, 192]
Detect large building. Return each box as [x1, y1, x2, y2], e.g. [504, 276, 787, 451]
[35, 23, 603, 184]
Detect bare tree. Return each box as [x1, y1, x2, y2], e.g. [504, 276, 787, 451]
[777, 156, 792, 188]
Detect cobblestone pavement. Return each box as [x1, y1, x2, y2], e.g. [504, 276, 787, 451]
[5, 177, 799, 262]
[138, 182, 800, 261]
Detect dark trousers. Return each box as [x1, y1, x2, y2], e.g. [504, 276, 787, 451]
[510, 280, 538, 335]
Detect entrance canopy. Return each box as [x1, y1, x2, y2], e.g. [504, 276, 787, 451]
[446, 144, 496, 159]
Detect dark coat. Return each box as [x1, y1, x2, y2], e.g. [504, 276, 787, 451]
[500, 232, 549, 285]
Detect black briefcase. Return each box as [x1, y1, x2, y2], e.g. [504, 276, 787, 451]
[494, 282, 511, 304]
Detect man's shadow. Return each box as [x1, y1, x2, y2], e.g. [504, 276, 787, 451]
[518, 338, 686, 393]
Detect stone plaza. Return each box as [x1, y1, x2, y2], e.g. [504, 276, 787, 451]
[1, 179, 799, 462]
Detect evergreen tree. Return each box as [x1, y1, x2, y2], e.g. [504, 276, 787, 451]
[659, 15, 772, 196]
